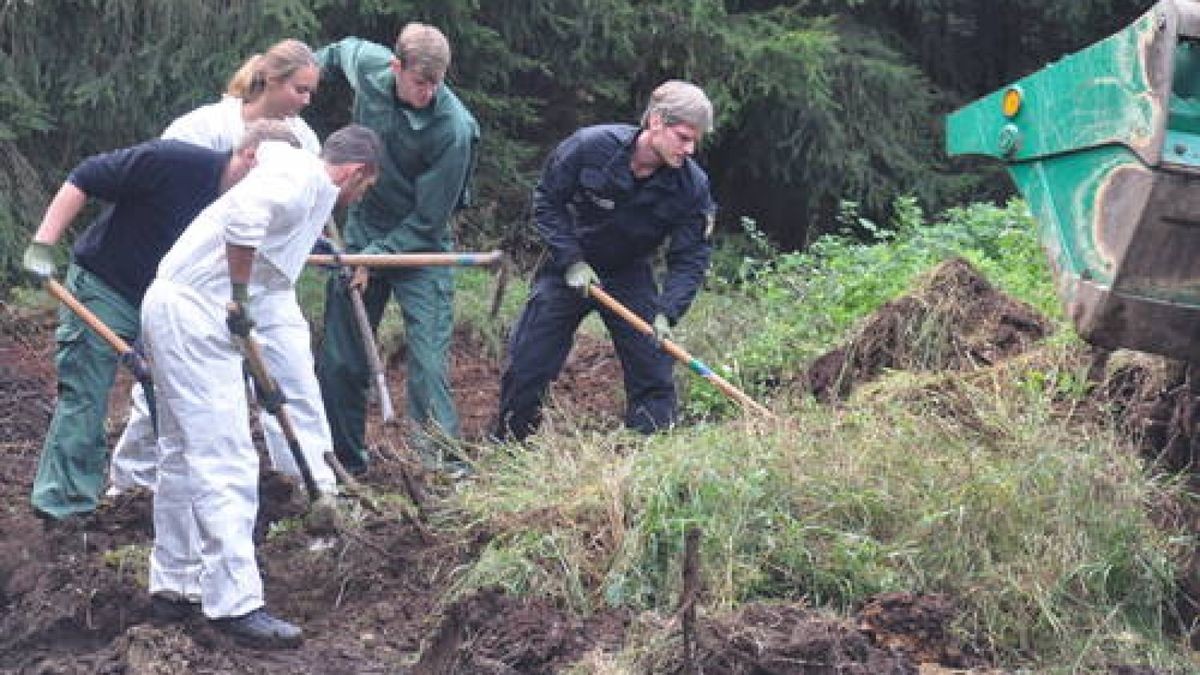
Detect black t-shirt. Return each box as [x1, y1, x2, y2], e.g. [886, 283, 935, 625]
[70, 139, 228, 304]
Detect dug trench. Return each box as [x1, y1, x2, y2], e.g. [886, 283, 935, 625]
[0, 257, 1194, 672]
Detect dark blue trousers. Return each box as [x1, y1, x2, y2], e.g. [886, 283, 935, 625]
[494, 263, 676, 440]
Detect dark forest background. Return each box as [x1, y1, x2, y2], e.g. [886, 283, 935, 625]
[0, 0, 1155, 291]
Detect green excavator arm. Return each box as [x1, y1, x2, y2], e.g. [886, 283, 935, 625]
[946, 0, 1200, 362]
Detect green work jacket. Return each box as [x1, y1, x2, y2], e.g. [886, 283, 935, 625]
[316, 38, 479, 254]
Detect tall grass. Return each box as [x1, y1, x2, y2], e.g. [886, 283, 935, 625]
[451, 342, 1194, 669]
[442, 199, 1198, 671]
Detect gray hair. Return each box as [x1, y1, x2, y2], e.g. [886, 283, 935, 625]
[394, 22, 451, 78]
[640, 80, 714, 133]
[321, 124, 383, 168]
[237, 119, 301, 150]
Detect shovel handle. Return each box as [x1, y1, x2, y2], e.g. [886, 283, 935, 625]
[228, 305, 321, 500]
[308, 250, 503, 268]
[587, 284, 774, 419]
[347, 285, 396, 423]
[44, 277, 133, 354]
[44, 276, 158, 433]
[44, 276, 153, 383]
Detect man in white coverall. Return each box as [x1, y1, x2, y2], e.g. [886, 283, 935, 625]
[139, 124, 382, 648]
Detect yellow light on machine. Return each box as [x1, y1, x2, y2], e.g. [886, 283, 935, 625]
[1001, 86, 1023, 118]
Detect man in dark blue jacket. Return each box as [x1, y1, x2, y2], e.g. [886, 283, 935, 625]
[493, 80, 716, 440]
[22, 121, 298, 521]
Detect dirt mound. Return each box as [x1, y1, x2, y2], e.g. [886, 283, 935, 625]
[415, 587, 628, 673]
[640, 601, 920, 674]
[806, 257, 1051, 401]
[856, 592, 980, 667]
[1100, 352, 1200, 475]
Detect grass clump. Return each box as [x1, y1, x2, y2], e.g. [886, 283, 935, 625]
[447, 339, 1196, 671]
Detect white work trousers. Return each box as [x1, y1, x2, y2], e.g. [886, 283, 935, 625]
[142, 279, 331, 618]
[109, 298, 336, 496]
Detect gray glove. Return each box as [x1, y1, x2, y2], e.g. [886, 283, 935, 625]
[22, 242, 56, 278]
[652, 313, 674, 346]
[563, 261, 599, 297]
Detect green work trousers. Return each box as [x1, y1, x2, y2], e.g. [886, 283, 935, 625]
[32, 264, 139, 519]
[317, 266, 459, 471]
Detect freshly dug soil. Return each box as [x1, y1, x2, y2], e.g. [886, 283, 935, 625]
[805, 257, 1051, 401]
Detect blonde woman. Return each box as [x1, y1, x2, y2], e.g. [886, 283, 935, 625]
[164, 38, 321, 153]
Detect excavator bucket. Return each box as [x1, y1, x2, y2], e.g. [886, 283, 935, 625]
[946, 0, 1200, 362]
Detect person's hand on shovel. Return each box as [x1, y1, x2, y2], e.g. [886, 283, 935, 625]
[564, 261, 599, 297]
[652, 313, 674, 347]
[346, 265, 370, 292]
[23, 241, 57, 278]
[226, 283, 256, 338]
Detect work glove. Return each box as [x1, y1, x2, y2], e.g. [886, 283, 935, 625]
[22, 242, 56, 278]
[311, 235, 347, 272]
[310, 235, 341, 257]
[247, 370, 286, 414]
[119, 345, 153, 388]
[226, 283, 255, 339]
[652, 313, 674, 346]
[563, 261, 599, 297]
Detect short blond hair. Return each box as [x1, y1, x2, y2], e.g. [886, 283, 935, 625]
[394, 22, 451, 78]
[640, 80, 714, 133]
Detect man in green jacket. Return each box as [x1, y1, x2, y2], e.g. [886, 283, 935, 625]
[315, 23, 479, 474]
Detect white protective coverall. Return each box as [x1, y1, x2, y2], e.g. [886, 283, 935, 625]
[110, 96, 329, 494]
[141, 140, 336, 617]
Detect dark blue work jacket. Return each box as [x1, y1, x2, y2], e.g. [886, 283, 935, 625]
[533, 124, 715, 323]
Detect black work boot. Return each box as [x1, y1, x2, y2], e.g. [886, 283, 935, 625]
[149, 592, 201, 622]
[211, 607, 303, 649]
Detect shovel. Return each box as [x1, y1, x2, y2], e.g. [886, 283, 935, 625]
[312, 249, 510, 327]
[226, 303, 321, 502]
[307, 250, 503, 269]
[43, 276, 158, 430]
[342, 279, 430, 512]
[312, 286, 432, 537]
[347, 283, 396, 423]
[586, 284, 774, 419]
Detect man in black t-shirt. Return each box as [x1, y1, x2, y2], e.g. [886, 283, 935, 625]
[22, 121, 299, 522]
